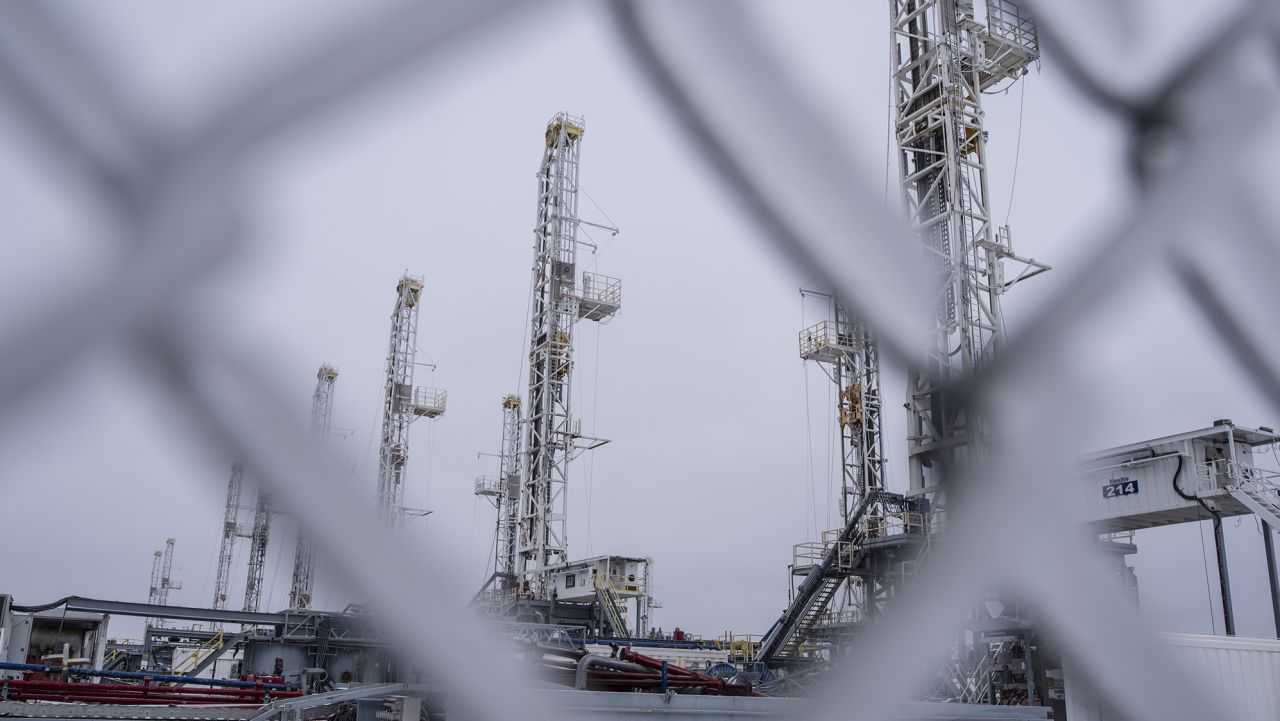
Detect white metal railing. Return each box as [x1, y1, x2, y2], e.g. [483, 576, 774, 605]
[863, 510, 926, 539]
[793, 539, 853, 571]
[580, 272, 621, 306]
[984, 0, 1037, 53]
[474, 475, 501, 496]
[1194, 458, 1280, 497]
[412, 386, 446, 415]
[798, 320, 859, 358]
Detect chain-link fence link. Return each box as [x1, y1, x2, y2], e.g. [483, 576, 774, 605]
[3, 1, 1279, 719]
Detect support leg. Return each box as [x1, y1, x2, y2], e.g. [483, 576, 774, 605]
[1264, 521, 1280, 638]
[1213, 514, 1236, 636]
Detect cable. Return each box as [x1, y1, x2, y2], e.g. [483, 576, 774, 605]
[586, 325, 602, 556]
[1003, 78, 1027, 227]
[581, 185, 619, 231]
[1160, 450, 1217, 632]
[801, 302, 818, 538]
[1197, 506, 1216, 634]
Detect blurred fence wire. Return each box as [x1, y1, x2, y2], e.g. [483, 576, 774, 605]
[3, 0, 1280, 720]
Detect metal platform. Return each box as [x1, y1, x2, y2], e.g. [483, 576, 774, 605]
[576, 273, 621, 321]
[797, 321, 859, 363]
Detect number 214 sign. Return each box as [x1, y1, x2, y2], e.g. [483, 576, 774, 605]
[1103, 477, 1139, 498]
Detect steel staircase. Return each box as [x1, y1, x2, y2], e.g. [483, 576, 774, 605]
[1230, 465, 1280, 528]
[594, 577, 630, 637]
[171, 631, 223, 675]
[755, 493, 884, 665]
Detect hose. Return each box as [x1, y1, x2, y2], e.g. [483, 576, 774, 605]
[1170, 450, 1220, 518]
[574, 655, 648, 690]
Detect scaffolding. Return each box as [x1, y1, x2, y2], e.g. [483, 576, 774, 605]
[376, 274, 446, 528]
[518, 112, 620, 595]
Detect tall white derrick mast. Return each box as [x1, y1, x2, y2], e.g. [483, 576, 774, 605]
[243, 493, 271, 612]
[799, 298, 885, 524]
[497, 395, 522, 583]
[475, 394, 523, 591]
[890, 0, 1046, 497]
[377, 274, 446, 528]
[147, 538, 179, 628]
[890, 0, 1052, 703]
[212, 464, 243, 618]
[289, 365, 338, 610]
[518, 112, 620, 593]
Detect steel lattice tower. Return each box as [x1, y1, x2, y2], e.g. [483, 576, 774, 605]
[800, 298, 885, 524]
[211, 464, 244, 628]
[376, 274, 445, 528]
[890, 0, 1050, 703]
[474, 394, 523, 595]
[497, 394, 521, 582]
[242, 491, 271, 613]
[890, 0, 1045, 497]
[289, 365, 338, 610]
[518, 112, 620, 592]
[147, 538, 179, 628]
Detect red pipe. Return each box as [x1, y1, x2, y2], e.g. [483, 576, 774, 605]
[6, 692, 262, 705]
[3, 679, 300, 705]
[9, 680, 299, 698]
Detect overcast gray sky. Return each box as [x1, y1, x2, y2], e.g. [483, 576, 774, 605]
[2, 0, 1277, 643]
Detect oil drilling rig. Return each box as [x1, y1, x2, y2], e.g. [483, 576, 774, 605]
[376, 274, 446, 528]
[288, 365, 339, 610]
[210, 366, 346, 619]
[209, 460, 276, 616]
[145, 539, 180, 629]
[474, 394, 522, 592]
[757, 0, 1049, 700]
[473, 113, 653, 639]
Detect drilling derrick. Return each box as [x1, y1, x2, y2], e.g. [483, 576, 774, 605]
[496, 395, 521, 583]
[799, 300, 885, 523]
[890, 0, 1046, 496]
[757, 301, 924, 665]
[242, 492, 271, 613]
[289, 365, 338, 610]
[474, 395, 523, 603]
[147, 538, 180, 628]
[518, 112, 621, 594]
[212, 464, 244, 619]
[377, 274, 446, 528]
[890, 0, 1050, 704]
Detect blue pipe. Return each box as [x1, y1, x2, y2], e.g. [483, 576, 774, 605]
[0, 662, 295, 690]
[593, 638, 711, 650]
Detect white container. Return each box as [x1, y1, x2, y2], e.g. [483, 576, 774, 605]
[1065, 632, 1280, 721]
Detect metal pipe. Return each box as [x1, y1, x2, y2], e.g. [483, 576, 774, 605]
[0, 661, 295, 690]
[1265, 521, 1280, 638]
[573, 655, 647, 690]
[4, 679, 299, 698]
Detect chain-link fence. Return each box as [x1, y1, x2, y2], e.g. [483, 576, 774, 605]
[3, 1, 1279, 720]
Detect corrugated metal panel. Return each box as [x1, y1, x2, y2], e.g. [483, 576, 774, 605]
[1160, 633, 1280, 721]
[1076, 442, 1204, 530]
